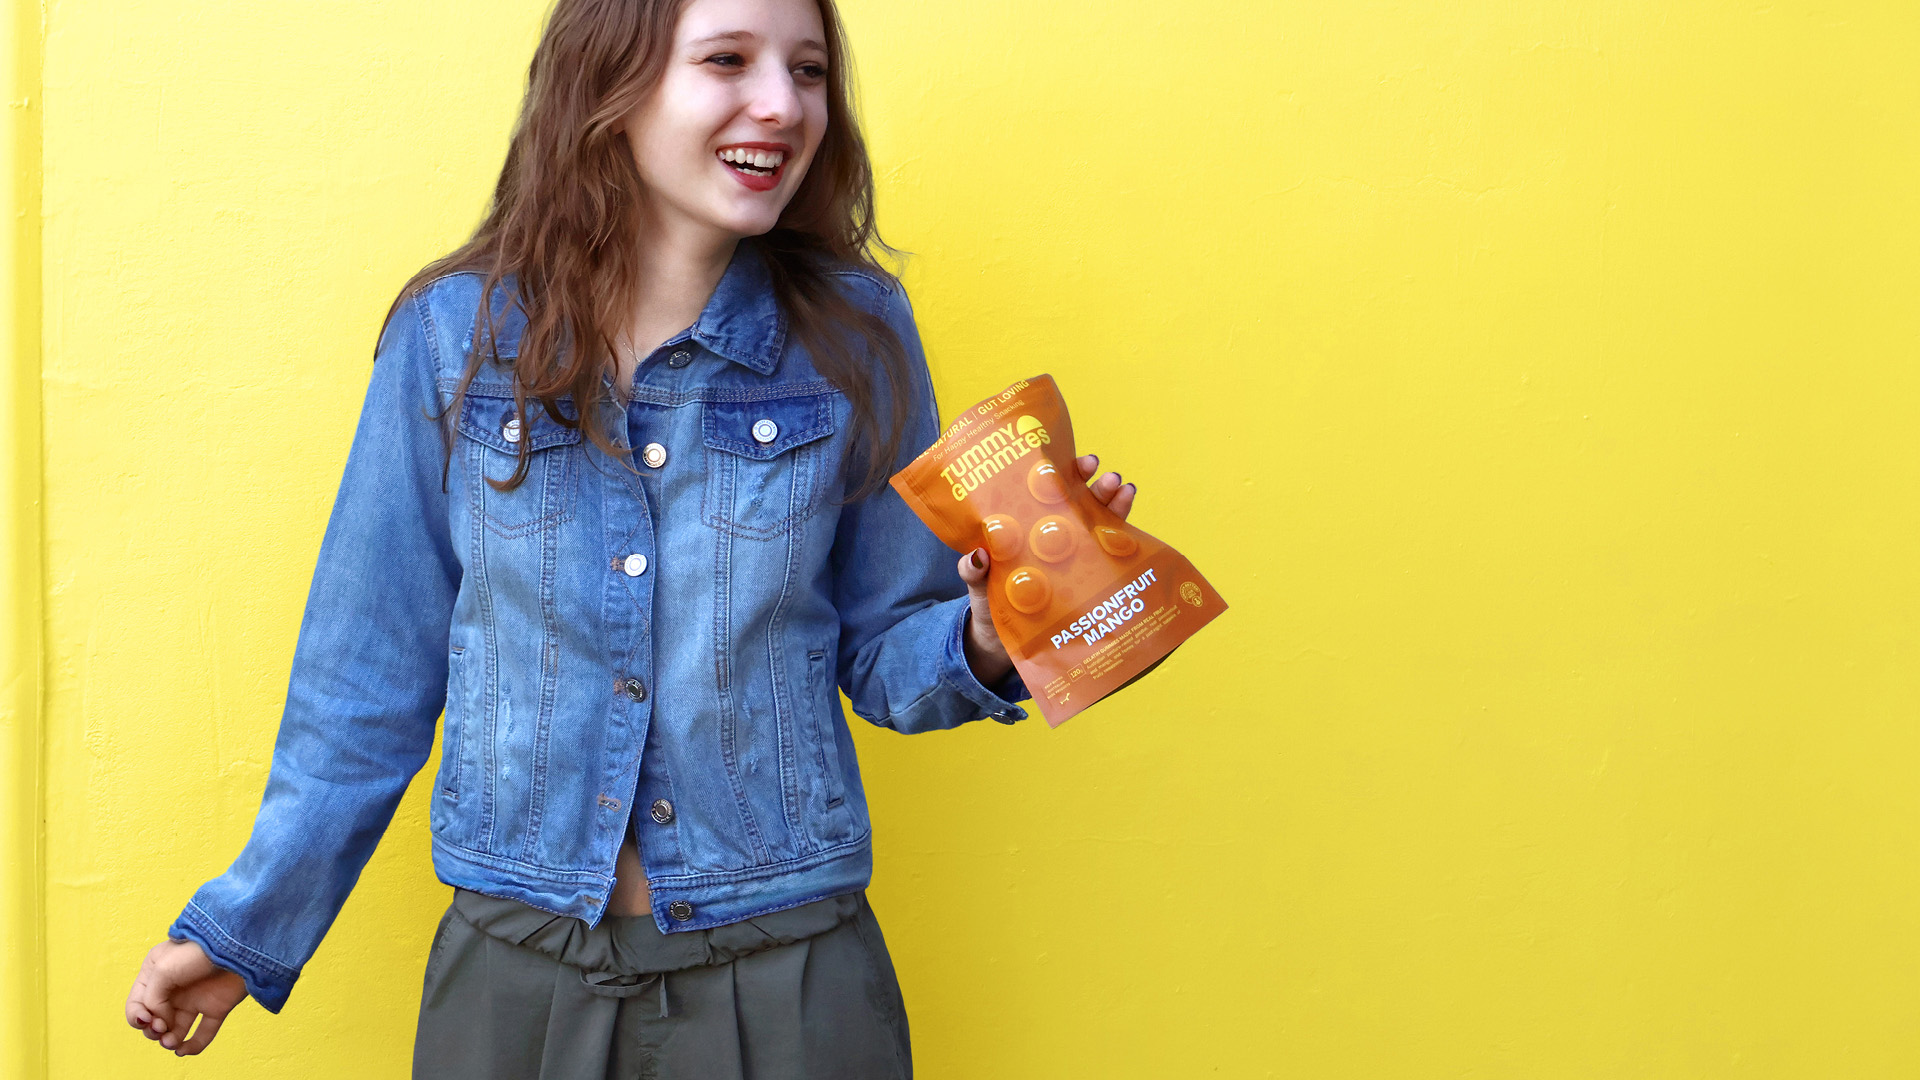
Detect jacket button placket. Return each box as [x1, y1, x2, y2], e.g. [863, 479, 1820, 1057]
[609, 396, 660, 892]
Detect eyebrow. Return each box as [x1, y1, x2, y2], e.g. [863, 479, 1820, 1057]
[689, 30, 827, 51]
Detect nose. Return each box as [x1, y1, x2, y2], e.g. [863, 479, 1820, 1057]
[746, 66, 802, 130]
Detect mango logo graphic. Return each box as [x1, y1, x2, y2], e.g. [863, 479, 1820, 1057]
[1180, 581, 1203, 607]
[1015, 415, 1047, 448]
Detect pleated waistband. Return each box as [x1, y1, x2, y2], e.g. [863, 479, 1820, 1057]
[448, 887, 863, 977]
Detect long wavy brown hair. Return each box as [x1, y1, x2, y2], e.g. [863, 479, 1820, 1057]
[392, 0, 911, 499]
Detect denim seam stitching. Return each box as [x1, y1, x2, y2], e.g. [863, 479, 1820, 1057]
[766, 506, 804, 839]
[710, 518, 773, 863]
[521, 505, 563, 858]
[807, 652, 848, 812]
[644, 828, 873, 889]
[433, 834, 615, 888]
[181, 902, 300, 981]
[441, 647, 464, 797]
[470, 437, 501, 847]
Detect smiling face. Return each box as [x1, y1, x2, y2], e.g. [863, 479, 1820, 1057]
[620, 0, 831, 245]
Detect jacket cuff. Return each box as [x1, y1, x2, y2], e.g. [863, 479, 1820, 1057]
[945, 600, 1031, 724]
[168, 901, 300, 1014]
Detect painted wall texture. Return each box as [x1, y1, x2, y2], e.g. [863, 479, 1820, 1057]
[7, 0, 1918, 1076]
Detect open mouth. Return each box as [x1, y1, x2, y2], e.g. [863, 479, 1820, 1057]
[717, 146, 787, 180]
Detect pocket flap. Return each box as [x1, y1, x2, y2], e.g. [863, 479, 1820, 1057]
[701, 392, 836, 460]
[456, 391, 583, 455]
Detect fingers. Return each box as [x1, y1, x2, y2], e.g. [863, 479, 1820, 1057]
[130, 1009, 169, 1043]
[1078, 454, 1124, 502]
[159, 1006, 199, 1051]
[1076, 452, 1139, 520]
[128, 959, 172, 1039]
[142, 1009, 171, 1041]
[178, 1010, 225, 1056]
[1090, 470, 1135, 512]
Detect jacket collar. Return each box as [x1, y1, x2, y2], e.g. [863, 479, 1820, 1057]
[689, 240, 788, 376]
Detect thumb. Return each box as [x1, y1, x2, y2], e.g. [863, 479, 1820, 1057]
[957, 546, 989, 591]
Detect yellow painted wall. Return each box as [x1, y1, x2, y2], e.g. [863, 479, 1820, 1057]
[16, 0, 1920, 1075]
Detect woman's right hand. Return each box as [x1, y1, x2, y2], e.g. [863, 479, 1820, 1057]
[126, 939, 248, 1056]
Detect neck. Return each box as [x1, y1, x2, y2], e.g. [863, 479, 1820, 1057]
[626, 203, 740, 360]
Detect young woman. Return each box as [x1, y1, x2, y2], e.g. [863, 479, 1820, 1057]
[125, 0, 1137, 1074]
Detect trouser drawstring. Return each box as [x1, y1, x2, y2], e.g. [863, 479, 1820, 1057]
[579, 966, 670, 1017]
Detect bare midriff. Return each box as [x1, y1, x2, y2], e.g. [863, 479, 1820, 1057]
[606, 838, 651, 916]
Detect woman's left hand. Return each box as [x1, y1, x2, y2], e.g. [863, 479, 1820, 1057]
[957, 454, 1137, 685]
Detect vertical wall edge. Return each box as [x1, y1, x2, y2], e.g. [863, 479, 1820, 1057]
[0, 0, 42, 1073]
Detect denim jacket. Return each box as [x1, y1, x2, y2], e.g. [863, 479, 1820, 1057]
[168, 241, 1031, 1013]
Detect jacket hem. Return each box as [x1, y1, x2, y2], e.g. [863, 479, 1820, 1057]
[430, 835, 614, 920]
[646, 838, 874, 935]
[431, 831, 875, 936]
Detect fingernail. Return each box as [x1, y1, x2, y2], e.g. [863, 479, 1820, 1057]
[970, 548, 986, 569]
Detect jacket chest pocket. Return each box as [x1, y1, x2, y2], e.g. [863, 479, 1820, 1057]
[456, 390, 583, 538]
[701, 391, 837, 539]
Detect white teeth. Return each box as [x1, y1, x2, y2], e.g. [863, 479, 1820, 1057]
[718, 148, 785, 170]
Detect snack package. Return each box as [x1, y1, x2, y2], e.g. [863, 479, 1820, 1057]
[891, 374, 1228, 726]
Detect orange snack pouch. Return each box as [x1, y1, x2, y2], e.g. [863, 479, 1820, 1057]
[890, 374, 1228, 726]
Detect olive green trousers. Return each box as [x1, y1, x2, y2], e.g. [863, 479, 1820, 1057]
[412, 888, 911, 1080]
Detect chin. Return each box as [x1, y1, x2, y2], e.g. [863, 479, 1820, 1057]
[716, 212, 786, 239]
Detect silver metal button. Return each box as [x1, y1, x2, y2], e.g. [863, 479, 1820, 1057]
[641, 442, 668, 468]
[751, 419, 779, 444]
[667, 900, 694, 921]
[667, 349, 692, 369]
[650, 799, 674, 825]
[623, 553, 648, 577]
[621, 677, 647, 703]
[502, 415, 522, 443]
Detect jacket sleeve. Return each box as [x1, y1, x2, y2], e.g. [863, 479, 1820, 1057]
[166, 292, 460, 1013]
[829, 283, 1032, 734]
